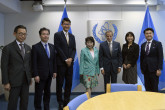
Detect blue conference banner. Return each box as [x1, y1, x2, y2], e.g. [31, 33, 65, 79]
[58, 5, 80, 91]
[137, 6, 165, 90]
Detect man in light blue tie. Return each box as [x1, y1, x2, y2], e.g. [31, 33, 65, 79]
[32, 27, 57, 110]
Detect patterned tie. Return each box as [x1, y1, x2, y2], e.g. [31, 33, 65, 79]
[65, 33, 69, 45]
[45, 44, 50, 58]
[19, 44, 25, 59]
[146, 42, 150, 55]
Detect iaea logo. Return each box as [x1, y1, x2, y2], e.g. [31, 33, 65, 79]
[92, 22, 118, 43]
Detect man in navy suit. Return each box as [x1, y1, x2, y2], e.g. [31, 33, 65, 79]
[140, 28, 163, 92]
[99, 30, 122, 92]
[54, 18, 76, 110]
[32, 27, 57, 110]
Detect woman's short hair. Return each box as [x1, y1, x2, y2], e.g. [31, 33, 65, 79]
[85, 36, 95, 46]
[125, 32, 135, 43]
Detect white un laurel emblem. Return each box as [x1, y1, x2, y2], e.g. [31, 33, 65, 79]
[92, 22, 118, 43]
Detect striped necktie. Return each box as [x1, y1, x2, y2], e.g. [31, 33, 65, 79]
[146, 42, 150, 55]
[19, 44, 25, 59]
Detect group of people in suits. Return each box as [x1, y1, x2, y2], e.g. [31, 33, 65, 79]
[1, 16, 163, 110]
[80, 30, 123, 95]
[1, 18, 76, 110]
[80, 28, 163, 96]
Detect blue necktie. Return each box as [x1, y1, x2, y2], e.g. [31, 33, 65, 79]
[45, 44, 50, 58]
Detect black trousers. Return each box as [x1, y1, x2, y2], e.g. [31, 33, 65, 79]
[34, 76, 52, 110]
[144, 70, 159, 92]
[103, 69, 117, 92]
[56, 65, 73, 106]
[8, 77, 29, 110]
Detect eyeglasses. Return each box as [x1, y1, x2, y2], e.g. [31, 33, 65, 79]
[41, 33, 50, 36]
[62, 23, 71, 26]
[17, 33, 28, 36]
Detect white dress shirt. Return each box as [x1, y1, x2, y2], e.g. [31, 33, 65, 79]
[16, 40, 25, 54]
[90, 50, 95, 59]
[63, 30, 69, 43]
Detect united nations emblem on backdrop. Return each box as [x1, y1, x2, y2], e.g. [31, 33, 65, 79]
[87, 20, 123, 47]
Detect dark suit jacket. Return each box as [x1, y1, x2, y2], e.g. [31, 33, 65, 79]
[32, 42, 57, 80]
[1, 40, 32, 87]
[54, 31, 76, 66]
[140, 40, 163, 73]
[122, 43, 139, 67]
[99, 41, 122, 73]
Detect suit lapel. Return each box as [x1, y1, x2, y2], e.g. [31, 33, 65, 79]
[87, 48, 93, 60]
[143, 42, 147, 53]
[149, 40, 156, 54]
[84, 48, 95, 65]
[39, 42, 49, 59]
[68, 33, 71, 47]
[93, 48, 98, 61]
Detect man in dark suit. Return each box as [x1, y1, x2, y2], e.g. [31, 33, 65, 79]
[99, 30, 122, 92]
[54, 18, 76, 110]
[140, 28, 163, 92]
[1, 25, 32, 110]
[32, 27, 57, 110]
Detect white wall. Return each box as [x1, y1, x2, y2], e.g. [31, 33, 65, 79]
[4, 2, 165, 92]
[0, 12, 4, 95]
[0, 13, 4, 46]
[0, 0, 21, 13]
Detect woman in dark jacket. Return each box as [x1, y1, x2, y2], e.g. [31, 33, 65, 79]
[122, 32, 139, 84]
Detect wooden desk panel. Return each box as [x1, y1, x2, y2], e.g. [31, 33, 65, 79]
[77, 91, 165, 110]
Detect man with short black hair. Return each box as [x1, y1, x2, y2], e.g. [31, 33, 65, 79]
[1, 25, 32, 110]
[54, 18, 76, 110]
[32, 27, 57, 110]
[140, 28, 163, 92]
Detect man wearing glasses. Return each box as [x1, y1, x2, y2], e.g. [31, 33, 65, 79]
[54, 18, 76, 110]
[1, 25, 32, 110]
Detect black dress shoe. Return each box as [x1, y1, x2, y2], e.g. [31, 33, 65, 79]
[63, 100, 69, 107]
[58, 104, 63, 110]
[63, 103, 67, 108]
